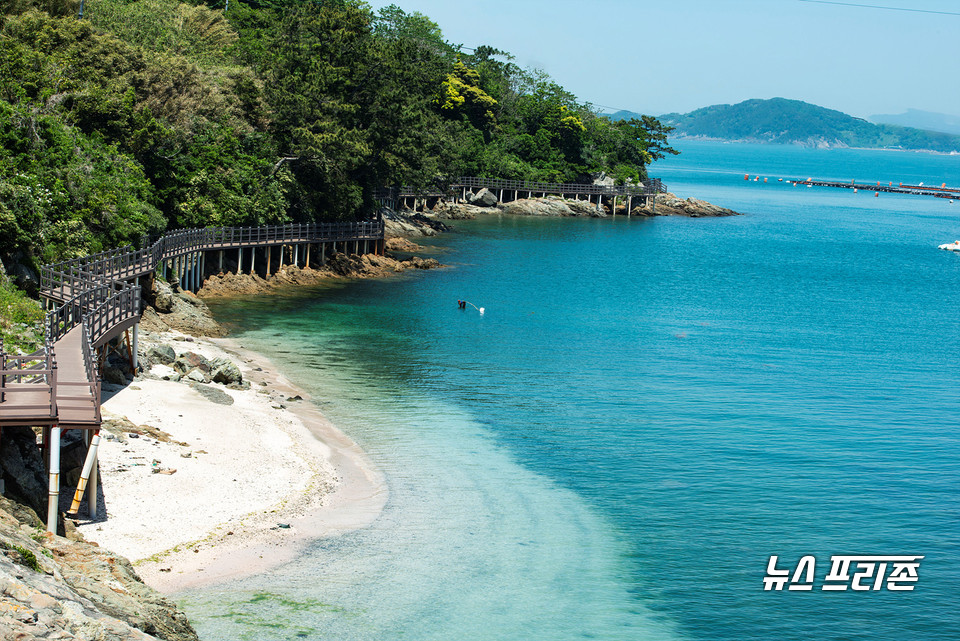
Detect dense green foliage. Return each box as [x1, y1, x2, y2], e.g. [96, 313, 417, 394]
[0, 275, 44, 351]
[661, 98, 960, 151]
[0, 0, 675, 268]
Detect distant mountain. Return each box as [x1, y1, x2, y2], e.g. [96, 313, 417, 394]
[659, 98, 960, 152]
[870, 109, 960, 136]
[606, 110, 644, 121]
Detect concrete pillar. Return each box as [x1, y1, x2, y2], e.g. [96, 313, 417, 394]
[306, 243, 311, 269]
[132, 324, 139, 370]
[321, 243, 326, 265]
[200, 252, 205, 287]
[251, 247, 256, 275]
[279, 245, 284, 270]
[294, 243, 299, 267]
[238, 247, 243, 274]
[219, 250, 223, 273]
[47, 426, 60, 532]
[267, 246, 272, 277]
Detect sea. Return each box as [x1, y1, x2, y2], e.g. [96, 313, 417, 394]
[182, 140, 960, 641]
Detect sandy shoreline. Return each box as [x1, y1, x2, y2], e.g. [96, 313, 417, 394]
[73, 330, 387, 594]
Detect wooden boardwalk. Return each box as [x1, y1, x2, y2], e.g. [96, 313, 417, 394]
[379, 176, 668, 210]
[1, 219, 384, 530]
[2, 220, 385, 431]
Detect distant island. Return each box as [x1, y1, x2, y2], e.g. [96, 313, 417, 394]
[642, 98, 960, 152]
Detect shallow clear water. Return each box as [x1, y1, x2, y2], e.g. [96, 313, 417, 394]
[183, 141, 960, 640]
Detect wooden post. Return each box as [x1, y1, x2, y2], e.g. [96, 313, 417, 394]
[321, 243, 326, 265]
[219, 250, 223, 274]
[251, 247, 256, 275]
[200, 252, 205, 287]
[279, 244, 284, 270]
[294, 243, 299, 267]
[306, 243, 311, 268]
[238, 247, 243, 274]
[267, 246, 272, 277]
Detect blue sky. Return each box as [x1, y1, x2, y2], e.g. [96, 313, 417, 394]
[366, 0, 960, 119]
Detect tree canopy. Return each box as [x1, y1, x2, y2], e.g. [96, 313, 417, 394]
[0, 0, 677, 267]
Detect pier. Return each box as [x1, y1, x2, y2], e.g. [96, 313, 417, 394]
[746, 174, 960, 199]
[1, 220, 384, 531]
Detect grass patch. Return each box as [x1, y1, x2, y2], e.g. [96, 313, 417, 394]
[0, 280, 45, 353]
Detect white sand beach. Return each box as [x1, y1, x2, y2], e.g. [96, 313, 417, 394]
[73, 331, 387, 594]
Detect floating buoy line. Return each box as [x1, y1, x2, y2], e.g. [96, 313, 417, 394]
[457, 299, 484, 315]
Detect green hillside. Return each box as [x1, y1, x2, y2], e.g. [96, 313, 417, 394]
[0, 0, 677, 272]
[660, 98, 960, 152]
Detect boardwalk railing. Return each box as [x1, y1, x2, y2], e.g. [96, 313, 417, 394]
[381, 176, 667, 199]
[4, 219, 384, 430]
[0, 340, 57, 418]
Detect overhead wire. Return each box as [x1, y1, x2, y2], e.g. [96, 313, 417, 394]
[797, 0, 960, 16]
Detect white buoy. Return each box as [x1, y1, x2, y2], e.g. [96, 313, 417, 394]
[479, 307, 485, 315]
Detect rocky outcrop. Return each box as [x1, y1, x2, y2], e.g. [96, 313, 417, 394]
[0, 496, 198, 641]
[501, 196, 606, 217]
[143, 280, 226, 337]
[0, 427, 47, 518]
[430, 202, 488, 219]
[635, 192, 740, 217]
[198, 253, 443, 300]
[384, 237, 426, 253]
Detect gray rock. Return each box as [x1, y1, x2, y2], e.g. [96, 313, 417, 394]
[188, 383, 234, 406]
[0, 496, 200, 641]
[0, 427, 47, 517]
[184, 369, 208, 383]
[469, 187, 498, 207]
[151, 280, 175, 314]
[209, 359, 242, 385]
[501, 196, 605, 218]
[103, 365, 128, 386]
[173, 352, 211, 376]
[146, 345, 176, 366]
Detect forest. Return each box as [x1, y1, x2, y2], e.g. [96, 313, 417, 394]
[0, 0, 676, 270]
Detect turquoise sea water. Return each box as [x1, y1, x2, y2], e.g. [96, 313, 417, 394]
[184, 141, 960, 640]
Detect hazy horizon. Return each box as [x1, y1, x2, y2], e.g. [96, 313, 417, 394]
[366, 0, 960, 120]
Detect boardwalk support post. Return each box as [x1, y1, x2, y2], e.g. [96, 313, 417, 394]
[67, 432, 101, 517]
[47, 425, 60, 533]
[132, 324, 139, 371]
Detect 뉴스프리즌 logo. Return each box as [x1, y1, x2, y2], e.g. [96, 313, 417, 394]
[763, 555, 923, 591]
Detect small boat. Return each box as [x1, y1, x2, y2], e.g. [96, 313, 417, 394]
[938, 241, 960, 251]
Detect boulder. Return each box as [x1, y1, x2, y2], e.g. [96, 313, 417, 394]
[209, 358, 243, 385]
[150, 280, 175, 314]
[7, 259, 39, 298]
[469, 187, 499, 207]
[185, 369, 208, 383]
[172, 352, 212, 376]
[102, 365, 128, 386]
[146, 344, 176, 366]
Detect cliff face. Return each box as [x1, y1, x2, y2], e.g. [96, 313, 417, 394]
[0, 496, 198, 640]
